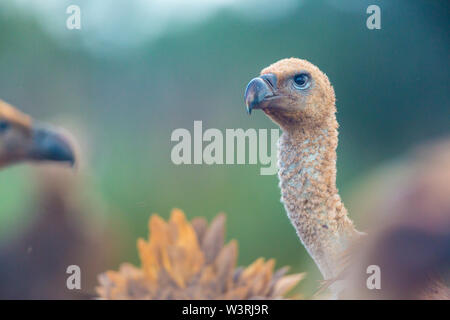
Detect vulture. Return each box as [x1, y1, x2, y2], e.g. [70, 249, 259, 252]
[0, 100, 74, 168]
[340, 137, 450, 299]
[244, 58, 449, 299]
[0, 99, 79, 299]
[96, 209, 305, 299]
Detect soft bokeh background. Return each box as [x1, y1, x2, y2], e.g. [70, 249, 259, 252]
[0, 0, 448, 298]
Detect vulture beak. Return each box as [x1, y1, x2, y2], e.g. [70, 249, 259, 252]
[244, 73, 277, 114]
[28, 124, 75, 166]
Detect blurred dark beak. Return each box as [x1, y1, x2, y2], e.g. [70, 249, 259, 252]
[244, 73, 277, 114]
[28, 125, 75, 166]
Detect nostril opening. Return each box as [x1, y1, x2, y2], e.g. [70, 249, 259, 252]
[260, 73, 277, 89]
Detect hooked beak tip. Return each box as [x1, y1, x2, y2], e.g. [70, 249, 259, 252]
[244, 75, 275, 115]
[29, 125, 76, 166]
[246, 104, 252, 115]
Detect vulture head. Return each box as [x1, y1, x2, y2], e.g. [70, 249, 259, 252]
[0, 100, 75, 168]
[244, 58, 336, 132]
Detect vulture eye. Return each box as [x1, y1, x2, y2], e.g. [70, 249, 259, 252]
[0, 120, 10, 134]
[293, 73, 311, 90]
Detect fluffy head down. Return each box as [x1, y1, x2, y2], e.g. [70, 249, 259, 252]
[245, 58, 336, 132]
[0, 100, 33, 166]
[0, 100, 32, 128]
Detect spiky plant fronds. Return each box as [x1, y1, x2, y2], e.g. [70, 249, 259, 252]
[97, 209, 304, 299]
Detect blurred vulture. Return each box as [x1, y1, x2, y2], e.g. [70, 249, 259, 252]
[0, 100, 74, 168]
[340, 137, 450, 299]
[0, 100, 117, 299]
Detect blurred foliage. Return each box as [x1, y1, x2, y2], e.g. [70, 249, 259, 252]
[0, 0, 448, 297]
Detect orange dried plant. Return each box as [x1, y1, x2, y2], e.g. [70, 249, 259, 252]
[97, 209, 304, 299]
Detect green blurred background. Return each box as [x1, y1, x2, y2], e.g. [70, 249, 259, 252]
[0, 0, 448, 298]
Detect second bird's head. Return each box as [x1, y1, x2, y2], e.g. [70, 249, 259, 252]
[0, 100, 75, 169]
[244, 58, 336, 131]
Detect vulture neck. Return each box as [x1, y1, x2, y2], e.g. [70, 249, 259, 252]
[277, 117, 358, 280]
